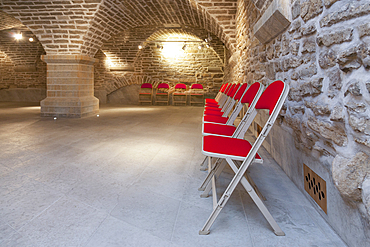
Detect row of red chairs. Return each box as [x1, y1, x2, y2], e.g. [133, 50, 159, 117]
[198, 80, 290, 236]
[139, 83, 204, 105]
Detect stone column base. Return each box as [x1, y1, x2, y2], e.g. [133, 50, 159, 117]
[40, 96, 99, 118]
[40, 54, 99, 118]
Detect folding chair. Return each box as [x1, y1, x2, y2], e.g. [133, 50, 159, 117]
[204, 83, 249, 118]
[205, 83, 233, 109]
[190, 84, 204, 105]
[199, 80, 289, 236]
[206, 83, 230, 105]
[202, 82, 264, 138]
[199, 82, 263, 170]
[173, 83, 187, 105]
[202, 82, 260, 126]
[139, 83, 153, 105]
[204, 84, 241, 117]
[155, 83, 170, 105]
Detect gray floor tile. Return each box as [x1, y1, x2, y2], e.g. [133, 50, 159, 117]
[110, 187, 181, 241]
[84, 216, 174, 247]
[18, 196, 107, 247]
[0, 103, 347, 247]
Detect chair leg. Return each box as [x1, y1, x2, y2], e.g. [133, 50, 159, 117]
[200, 161, 226, 198]
[200, 157, 208, 171]
[198, 158, 223, 191]
[199, 157, 285, 236]
[199, 157, 246, 235]
[226, 158, 284, 236]
[246, 172, 266, 201]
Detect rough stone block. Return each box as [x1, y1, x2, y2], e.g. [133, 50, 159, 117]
[345, 80, 362, 97]
[330, 105, 344, 122]
[307, 116, 348, 146]
[300, 0, 323, 22]
[332, 152, 370, 202]
[318, 49, 336, 69]
[317, 28, 353, 47]
[320, 1, 370, 28]
[300, 22, 316, 36]
[292, 0, 301, 19]
[301, 37, 316, 53]
[358, 22, 370, 38]
[253, 0, 291, 44]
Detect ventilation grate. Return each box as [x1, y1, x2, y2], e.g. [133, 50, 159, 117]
[303, 164, 327, 214]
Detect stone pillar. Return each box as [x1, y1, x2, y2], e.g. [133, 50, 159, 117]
[40, 55, 99, 118]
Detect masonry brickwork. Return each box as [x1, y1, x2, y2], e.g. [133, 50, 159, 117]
[1, 0, 237, 56]
[0, 27, 46, 93]
[94, 27, 225, 98]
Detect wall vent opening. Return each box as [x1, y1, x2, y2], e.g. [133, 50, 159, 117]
[304, 164, 327, 214]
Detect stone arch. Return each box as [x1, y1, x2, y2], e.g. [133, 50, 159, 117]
[95, 27, 225, 98]
[0, 11, 47, 96]
[1, 0, 237, 56]
[82, 0, 237, 56]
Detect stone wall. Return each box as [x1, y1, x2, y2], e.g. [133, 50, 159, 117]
[227, 0, 370, 246]
[94, 27, 225, 103]
[0, 27, 46, 101]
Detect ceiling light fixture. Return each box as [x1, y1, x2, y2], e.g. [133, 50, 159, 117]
[29, 37, 34, 42]
[138, 45, 143, 49]
[14, 33, 22, 40]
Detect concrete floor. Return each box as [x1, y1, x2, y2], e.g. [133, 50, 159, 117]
[0, 102, 347, 247]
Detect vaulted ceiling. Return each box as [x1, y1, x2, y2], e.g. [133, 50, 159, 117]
[0, 0, 237, 56]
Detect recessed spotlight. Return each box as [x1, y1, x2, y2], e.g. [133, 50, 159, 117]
[29, 37, 34, 42]
[97, 114, 99, 117]
[53, 117, 57, 120]
[138, 45, 143, 49]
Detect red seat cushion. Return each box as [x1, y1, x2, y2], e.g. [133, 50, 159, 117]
[204, 107, 222, 112]
[204, 110, 223, 117]
[203, 115, 229, 124]
[206, 99, 218, 104]
[205, 102, 219, 106]
[203, 136, 261, 159]
[204, 123, 236, 136]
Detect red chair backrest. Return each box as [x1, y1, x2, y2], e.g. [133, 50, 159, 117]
[234, 83, 248, 101]
[255, 80, 285, 115]
[141, 83, 152, 89]
[241, 82, 261, 105]
[220, 84, 228, 93]
[226, 84, 236, 96]
[223, 83, 233, 94]
[175, 83, 187, 89]
[230, 84, 241, 98]
[157, 83, 169, 89]
[191, 84, 203, 89]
